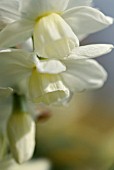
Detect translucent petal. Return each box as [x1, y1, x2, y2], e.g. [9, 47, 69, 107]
[0, 0, 20, 21]
[67, 0, 92, 9]
[28, 69, 70, 105]
[62, 6, 113, 36]
[33, 13, 79, 59]
[0, 17, 13, 30]
[62, 59, 107, 92]
[20, 0, 69, 19]
[0, 49, 34, 87]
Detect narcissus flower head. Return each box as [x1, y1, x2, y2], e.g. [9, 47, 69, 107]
[0, 0, 113, 59]
[0, 44, 113, 105]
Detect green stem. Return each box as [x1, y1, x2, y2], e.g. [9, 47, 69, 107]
[12, 93, 26, 114]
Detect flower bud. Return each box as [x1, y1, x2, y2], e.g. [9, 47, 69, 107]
[7, 94, 35, 164]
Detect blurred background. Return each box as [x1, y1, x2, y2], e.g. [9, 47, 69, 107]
[35, 1, 114, 170]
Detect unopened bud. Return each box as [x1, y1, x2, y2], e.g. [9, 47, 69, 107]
[7, 112, 35, 164]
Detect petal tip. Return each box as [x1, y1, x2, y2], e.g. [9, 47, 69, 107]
[106, 16, 114, 25]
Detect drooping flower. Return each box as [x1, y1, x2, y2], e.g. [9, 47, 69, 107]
[0, 44, 113, 105]
[0, 0, 113, 59]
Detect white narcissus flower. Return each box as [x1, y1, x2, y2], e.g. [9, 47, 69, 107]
[0, 0, 113, 58]
[0, 44, 113, 105]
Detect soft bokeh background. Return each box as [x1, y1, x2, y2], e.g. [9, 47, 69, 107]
[35, 1, 114, 170]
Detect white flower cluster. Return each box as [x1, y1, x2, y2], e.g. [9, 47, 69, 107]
[0, 0, 113, 167]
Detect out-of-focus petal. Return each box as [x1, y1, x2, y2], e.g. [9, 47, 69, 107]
[0, 49, 34, 86]
[20, 0, 69, 19]
[67, 0, 92, 9]
[0, 87, 13, 98]
[17, 38, 33, 52]
[62, 6, 113, 36]
[0, 0, 20, 21]
[0, 19, 34, 48]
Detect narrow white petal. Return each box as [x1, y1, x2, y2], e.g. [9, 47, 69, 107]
[0, 19, 34, 48]
[62, 59, 107, 92]
[28, 69, 70, 105]
[0, 49, 34, 87]
[68, 44, 114, 59]
[20, 0, 69, 19]
[35, 59, 66, 74]
[62, 6, 113, 36]
[34, 13, 79, 59]
[67, 0, 92, 9]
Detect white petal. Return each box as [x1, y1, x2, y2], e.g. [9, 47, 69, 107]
[0, 0, 20, 21]
[35, 59, 66, 74]
[62, 59, 107, 92]
[62, 6, 113, 36]
[28, 69, 70, 105]
[17, 38, 33, 52]
[0, 17, 12, 30]
[62, 73, 88, 92]
[20, 0, 69, 19]
[0, 19, 34, 48]
[68, 44, 114, 59]
[34, 13, 79, 59]
[67, 0, 92, 9]
[0, 49, 34, 87]
[0, 87, 13, 98]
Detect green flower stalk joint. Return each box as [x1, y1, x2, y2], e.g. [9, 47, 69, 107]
[7, 93, 36, 164]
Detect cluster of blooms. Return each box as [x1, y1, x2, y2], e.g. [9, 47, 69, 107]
[0, 0, 113, 168]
